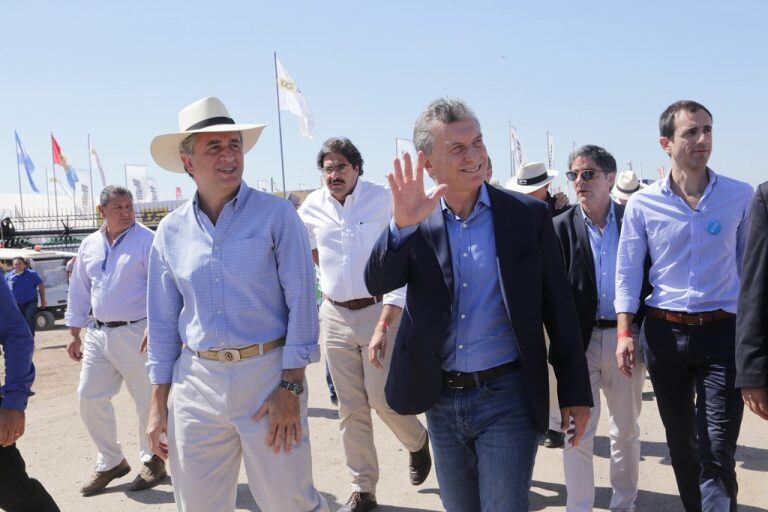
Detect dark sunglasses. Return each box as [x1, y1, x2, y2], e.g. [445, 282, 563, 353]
[565, 169, 603, 182]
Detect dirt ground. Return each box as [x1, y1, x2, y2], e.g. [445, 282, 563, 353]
[6, 321, 767, 511]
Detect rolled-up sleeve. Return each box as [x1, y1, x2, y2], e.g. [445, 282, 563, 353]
[65, 247, 93, 328]
[274, 202, 321, 369]
[146, 229, 184, 384]
[615, 200, 647, 314]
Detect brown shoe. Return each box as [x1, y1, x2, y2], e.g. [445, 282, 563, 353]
[80, 459, 131, 496]
[338, 492, 377, 512]
[409, 433, 432, 485]
[128, 455, 167, 491]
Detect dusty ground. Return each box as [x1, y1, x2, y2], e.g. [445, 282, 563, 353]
[6, 321, 767, 511]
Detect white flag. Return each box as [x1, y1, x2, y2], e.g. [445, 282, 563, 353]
[509, 125, 526, 175]
[547, 131, 555, 170]
[74, 170, 92, 212]
[90, 140, 108, 189]
[125, 164, 149, 202]
[49, 176, 73, 199]
[146, 177, 160, 201]
[276, 56, 314, 139]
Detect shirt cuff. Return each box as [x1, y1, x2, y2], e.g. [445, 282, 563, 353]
[389, 218, 418, 251]
[282, 343, 321, 369]
[65, 313, 90, 328]
[147, 363, 174, 385]
[614, 297, 640, 315]
[0, 391, 29, 411]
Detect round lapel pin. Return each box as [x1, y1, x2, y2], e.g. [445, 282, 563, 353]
[706, 220, 721, 235]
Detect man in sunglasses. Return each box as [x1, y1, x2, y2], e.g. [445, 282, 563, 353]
[554, 145, 648, 512]
[615, 101, 753, 511]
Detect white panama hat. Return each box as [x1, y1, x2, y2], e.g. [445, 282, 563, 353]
[150, 96, 267, 173]
[612, 170, 647, 201]
[504, 162, 558, 193]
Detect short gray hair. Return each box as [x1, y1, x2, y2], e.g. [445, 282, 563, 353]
[413, 98, 480, 156]
[99, 185, 133, 207]
[179, 133, 197, 156]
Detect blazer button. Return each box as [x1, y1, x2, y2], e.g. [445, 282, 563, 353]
[442, 312, 450, 320]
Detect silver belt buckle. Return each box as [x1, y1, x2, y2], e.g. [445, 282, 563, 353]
[218, 349, 241, 362]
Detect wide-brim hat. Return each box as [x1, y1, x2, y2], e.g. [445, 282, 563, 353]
[150, 96, 267, 173]
[504, 162, 558, 193]
[612, 170, 647, 201]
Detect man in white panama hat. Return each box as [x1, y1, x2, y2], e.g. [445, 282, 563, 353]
[505, 161, 571, 216]
[612, 170, 647, 205]
[145, 96, 328, 512]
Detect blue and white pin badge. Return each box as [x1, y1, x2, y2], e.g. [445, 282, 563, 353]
[706, 220, 722, 235]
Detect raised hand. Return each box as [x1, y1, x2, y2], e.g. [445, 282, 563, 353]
[388, 151, 447, 229]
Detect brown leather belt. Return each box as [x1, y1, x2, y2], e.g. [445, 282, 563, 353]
[443, 360, 520, 390]
[187, 337, 286, 362]
[647, 307, 735, 326]
[325, 295, 383, 311]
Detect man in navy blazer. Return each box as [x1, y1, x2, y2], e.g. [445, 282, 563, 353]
[364, 98, 592, 511]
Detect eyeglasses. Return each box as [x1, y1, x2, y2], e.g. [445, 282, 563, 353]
[321, 164, 352, 175]
[565, 169, 603, 182]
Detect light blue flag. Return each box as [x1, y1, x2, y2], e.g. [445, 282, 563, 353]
[15, 131, 40, 193]
[65, 164, 79, 189]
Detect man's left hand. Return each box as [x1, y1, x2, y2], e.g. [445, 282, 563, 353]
[560, 406, 590, 447]
[0, 408, 25, 447]
[254, 387, 302, 454]
[742, 387, 768, 421]
[40, 299, 47, 309]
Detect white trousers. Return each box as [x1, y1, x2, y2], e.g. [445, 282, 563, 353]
[544, 330, 562, 431]
[564, 327, 645, 512]
[168, 348, 328, 512]
[78, 320, 153, 472]
[320, 300, 427, 494]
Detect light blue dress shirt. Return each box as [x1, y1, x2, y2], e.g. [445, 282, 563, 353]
[615, 169, 752, 315]
[391, 185, 519, 372]
[581, 202, 619, 321]
[146, 183, 320, 384]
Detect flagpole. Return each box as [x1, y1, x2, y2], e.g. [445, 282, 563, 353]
[44, 165, 51, 216]
[273, 51, 288, 199]
[14, 136, 25, 228]
[87, 135, 96, 219]
[51, 134, 60, 225]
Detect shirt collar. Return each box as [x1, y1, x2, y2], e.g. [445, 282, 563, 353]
[440, 184, 490, 218]
[192, 180, 251, 214]
[580, 200, 616, 228]
[661, 167, 718, 196]
[100, 222, 136, 245]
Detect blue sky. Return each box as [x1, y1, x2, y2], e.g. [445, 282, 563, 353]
[2, 0, 767, 203]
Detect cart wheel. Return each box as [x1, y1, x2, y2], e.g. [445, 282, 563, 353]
[35, 310, 55, 331]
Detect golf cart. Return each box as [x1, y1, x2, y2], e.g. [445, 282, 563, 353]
[0, 247, 76, 331]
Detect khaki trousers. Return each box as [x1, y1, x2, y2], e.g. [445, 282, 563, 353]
[563, 326, 645, 512]
[544, 329, 562, 431]
[320, 300, 427, 494]
[168, 348, 328, 512]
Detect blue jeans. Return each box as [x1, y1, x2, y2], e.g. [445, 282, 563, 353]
[641, 316, 743, 512]
[426, 369, 539, 512]
[17, 300, 37, 336]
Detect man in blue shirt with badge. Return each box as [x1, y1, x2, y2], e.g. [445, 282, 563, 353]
[5, 257, 47, 336]
[615, 100, 753, 511]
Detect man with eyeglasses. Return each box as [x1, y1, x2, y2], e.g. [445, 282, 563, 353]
[615, 101, 753, 511]
[554, 145, 649, 512]
[65, 185, 166, 496]
[298, 137, 430, 512]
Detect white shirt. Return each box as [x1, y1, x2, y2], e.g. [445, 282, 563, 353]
[65, 222, 154, 327]
[298, 180, 405, 307]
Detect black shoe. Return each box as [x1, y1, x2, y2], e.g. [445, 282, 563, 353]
[338, 491, 377, 512]
[409, 433, 432, 485]
[542, 429, 565, 448]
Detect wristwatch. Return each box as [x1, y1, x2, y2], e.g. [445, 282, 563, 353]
[279, 379, 304, 396]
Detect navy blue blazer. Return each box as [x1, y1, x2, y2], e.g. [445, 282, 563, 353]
[364, 183, 592, 433]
